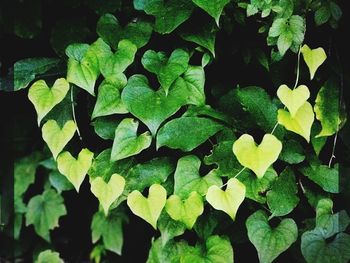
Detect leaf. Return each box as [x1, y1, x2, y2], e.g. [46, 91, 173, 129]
[97, 13, 152, 49]
[92, 81, 128, 119]
[246, 210, 298, 263]
[165, 191, 204, 229]
[142, 49, 190, 94]
[92, 116, 121, 140]
[127, 184, 167, 229]
[49, 170, 74, 193]
[277, 84, 310, 117]
[266, 168, 299, 217]
[42, 120, 76, 159]
[279, 139, 305, 164]
[158, 212, 186, 245]
[278, 102, 315, 142]
[57, 148, 94, 192]
[157, 117, 223, 151]
[14, 58, 60, 91]
[206, 178, 245, 220]
[192, 0, 230, 25]
[28, 78, 70, 125]
[174, 155, 222, 199]
[36, 250, 64, 263]
[121, 75, 186, 135]
[232, 134, 282, 178]
[91, 209, 128, 255]
[111, 118, 152, 161]
[300, 165, 339, 193]
[301, 45, 327, 80]
[137, 0, 194, 34]
[314, 79, 341, 137]
[314, 6, 331, 26]
[25, 189, 67, 241]
[90, 174, 125, 216]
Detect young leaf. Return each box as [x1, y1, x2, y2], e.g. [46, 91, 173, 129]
[301, 44, 327, 80]
[277, 84, 310, 117]
[111, 118, 152, 161]
[28, 78, 70, 125]
[192, 0, 230, 25]
[36, 250, 64, 263]
[246, 210, 298, 263]
[127, 184, 167, 229]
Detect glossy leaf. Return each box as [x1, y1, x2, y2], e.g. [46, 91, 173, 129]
[192, 0, 230, 25]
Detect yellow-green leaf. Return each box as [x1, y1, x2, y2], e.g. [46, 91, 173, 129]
[301, 44, 327, 80]
[277, 84, 310, 117]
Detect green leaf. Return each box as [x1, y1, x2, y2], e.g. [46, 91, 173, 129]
[157, 117, 223, 151]
[111, 118, 152, 161]
[314, 79, 341, 137]
[92, 116, 121, 140]
[301, 45, 327, 80]
[278, 102, 315, 142]
[246, 210, 298, 263]
[165, 191, 204, 229]
[314, 6, 331, 26]
[127, 184, 167, 229]
[92, 81, 128, 119]
[279, 139, 305, 164]
[90, 174, 125, 215]
[277, 29, 293, 56]
[277, 84, 310, 117]
[57, 148, 94, 192]
[158, 212, 186, 245]
[28, 78, 70, 125]
[36, 250, 64, 263]
[174, 155, 222, 199]
[25, 189, 67, 241]
[206, 178, 245, 220]
[300, 164, 339, 193]
[192, 0, 230, 25]
[232, 134, 282, 178]
[49, 170, 74, 193]
[42, 120, 76, 159]
[266, 168, 299, 217]
[121, 75, 186, 135]
[91, 208, 127, 255]
[97, 13, 152, 49]
[14, 58, 60, 91]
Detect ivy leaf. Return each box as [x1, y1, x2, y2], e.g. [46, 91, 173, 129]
[92, 81, 128, 119]
[57, 148, 94, 192]
[91, 208, 128, 255]
[279, 139, 305, 164]
[232, 134, 282, 178]
[142, 49, 190, 94]
[49, 170, 74, 193]
[97, 13, 152, 49]
[277, 84, 310, 117]
[25, 189, 67, 242]
[157, 117, 223, 151]
[90, 174, 125, 216]
[174, 155, 222, 199]
[192, 0, 230, 25]
[267, 168, 299, 217]
[165, 191, 204, 229]
[300, 164, 339, 193]
[127, 184, 167, 229]
[158, 212, 186, 245]
[14, 57, 60, 91]
[206, 178, 245, 220]
[301, 45, 327, 80]
[42, 120, 76, 159]
[121, 75, 186, 135]
[92, 116, 121, 140]
[111, 118, 152, 161]
[36, 250, 63, 263]
[278, 102, 315, 142]
[136, 0, 194, 34]
[314, 6, 331, 26]
[314, 79, 341, 137]
[28, 78, 70, 125]
[246, 210, 298, 263]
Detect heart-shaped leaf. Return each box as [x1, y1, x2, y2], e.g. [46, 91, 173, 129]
[246, 210, 298, 263]
[277, 84, 310, 117]
[301, 44, 327, 80]
[42, 120, 76, 159]
[278, 101, 315, 142]
[90, 174, 125, 216]
[127, 184, 167, 229]
[165, 191, 204, 229]
[28, 78, 70, 125]
[111, 118, 152, 161]
[232, 134, 282, 178]
[57, 148, 94, 192]
[206, 178, 246, 220]
[121, 74, 186, 135]
[192, 0, 230, 25]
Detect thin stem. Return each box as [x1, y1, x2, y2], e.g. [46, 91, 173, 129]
[328, 132, 338, 168]
[298, 178, 306, 194]
[220, 167, 247, 189]
[71, 86, 82, 141]
[293, 46, 302, 90]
